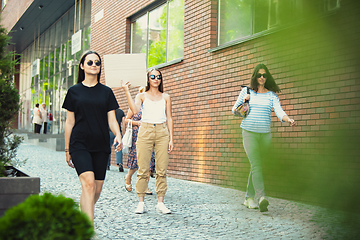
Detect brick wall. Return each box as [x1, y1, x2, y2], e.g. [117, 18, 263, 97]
[92, 0, 360, 210]
[0, 0, 34, 31]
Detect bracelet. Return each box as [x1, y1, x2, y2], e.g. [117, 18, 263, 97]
[65, 149, 69, 152]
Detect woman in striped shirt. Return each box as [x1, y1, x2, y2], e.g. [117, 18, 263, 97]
[232, 63, 295, 212]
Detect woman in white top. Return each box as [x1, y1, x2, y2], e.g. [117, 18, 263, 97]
[32, 103, 43, 134]
[122, 68, 174, 214]
[40, 103, 49, 134]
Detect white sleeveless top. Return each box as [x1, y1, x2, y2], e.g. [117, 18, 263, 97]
[141, 93, 167, 124]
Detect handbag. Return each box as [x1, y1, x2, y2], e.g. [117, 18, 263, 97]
[122, 120, 133, 149]
[234, 87, 250, 118]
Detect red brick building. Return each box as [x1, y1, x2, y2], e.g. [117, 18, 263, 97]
[2, 0, 360, 210]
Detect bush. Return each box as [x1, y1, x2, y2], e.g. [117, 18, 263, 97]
[0, 23, 22, 176]
[0, 193, 95, 240]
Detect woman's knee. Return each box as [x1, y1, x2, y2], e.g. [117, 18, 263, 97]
[79, 172, 96, 192]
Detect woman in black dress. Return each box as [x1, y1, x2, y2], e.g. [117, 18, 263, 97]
[62, 51, 122, 222]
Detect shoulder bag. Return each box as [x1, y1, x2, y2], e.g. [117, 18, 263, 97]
[122, 120, 133, 150]
[234, 87, 250, 118]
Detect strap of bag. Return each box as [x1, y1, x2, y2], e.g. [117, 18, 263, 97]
[240, 85, 250, 103]
[245, 87, 250, 103]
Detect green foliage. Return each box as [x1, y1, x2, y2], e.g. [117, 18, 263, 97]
[148, 0, 184, 67]
[0, 193, 95, 240]
[0, 24, 22, 176]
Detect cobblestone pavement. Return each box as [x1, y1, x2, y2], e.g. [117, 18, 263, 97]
[16, 142, 359, 239]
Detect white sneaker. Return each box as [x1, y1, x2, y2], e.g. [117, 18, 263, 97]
[244, 198, 258, 209]
[156, 202, 171, 214]
[135, 202, 145, 214]
[259, 196, 269, 212]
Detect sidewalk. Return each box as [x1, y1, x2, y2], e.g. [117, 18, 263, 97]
[16, 142, 359, 239]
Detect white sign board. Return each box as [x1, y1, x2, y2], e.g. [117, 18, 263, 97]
[32, 59, 40, 77]
[71, 30, 82, 55]
[103, 53, 147, 88]
[94, 9, 104, 23]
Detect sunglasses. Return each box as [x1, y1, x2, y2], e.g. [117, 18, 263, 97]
[86, 60, 101, 66]
[256, 73, 267, 78]
[150, 75, 162, 80]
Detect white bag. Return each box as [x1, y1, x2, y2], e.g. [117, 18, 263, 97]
[122, 120, 133, 149]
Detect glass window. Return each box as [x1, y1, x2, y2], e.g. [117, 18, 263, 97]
[62, 14, 69, 42]
[1, 0, 7, 10]
[55, 47, 61, 74]
[55, 21, 62, 47]
[39, 35, 45, 58]
[49, 51, 54, 77]
[84, 0, 91, 26]
[131, 0, 184, 68]
[131, 14, 148, 55]
[39, 59, 44, 80]
[168, 0, 184, 62]
[62, 43, 67, 64]
[148, 4, 167, 67]
[218, 0, 252, 44]
[44, 55, 49, 80]
[218, 0, 341, 46]
[83, 26, 91, 51]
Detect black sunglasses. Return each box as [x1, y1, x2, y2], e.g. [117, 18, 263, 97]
[150, 75, 162, 80]
[256, 73, 267, 78]
[86, 60, 101, 66]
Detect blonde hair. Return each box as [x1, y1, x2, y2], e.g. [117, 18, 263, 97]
[139, 86, 145, 93]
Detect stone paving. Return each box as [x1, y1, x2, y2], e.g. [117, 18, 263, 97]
[16, 142, 360, 239]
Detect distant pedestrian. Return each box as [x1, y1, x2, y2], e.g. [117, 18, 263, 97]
[121, 68, 174, 214]
[40, 103, 48, 134]
[232, 63, 296, 212]
[62, 50, 122, 223]
[32, 103, 42, 134]
[124, 86, 155, 195]
[107, 108, 125, 172]
[48, 111, 53, 133]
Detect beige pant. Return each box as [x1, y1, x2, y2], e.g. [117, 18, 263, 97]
[135, 122, 169, 197]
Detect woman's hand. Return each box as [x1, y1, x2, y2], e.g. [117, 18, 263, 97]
[168, 140, 174, 153]
[288, 118, 296, 126]
[121, 80, 131, 91]
[243, 94, 250, 102]
[66, 152, 74, 168]
[114, 134, 123, 152]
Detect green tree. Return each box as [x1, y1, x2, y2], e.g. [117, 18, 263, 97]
[0, 23, 22, 176]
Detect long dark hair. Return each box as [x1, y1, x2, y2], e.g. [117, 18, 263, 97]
[250, 63, 280, 93]
[146, 68, 163, 93]
[77, 50, 102, 83]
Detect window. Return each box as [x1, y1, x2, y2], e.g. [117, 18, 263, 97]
[218, 0, 340, 46]
[1, 0, 7, 10]
[130, 0, 184, 68]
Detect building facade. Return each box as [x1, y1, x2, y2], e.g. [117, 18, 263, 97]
[2, 0, 360, 210]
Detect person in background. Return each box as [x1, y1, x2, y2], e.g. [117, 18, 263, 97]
[107, 108, 125, 172]
[40, 103, 49, 134]
[124, 86, 155, 195]
[32, 103, 42, 134]
[62, 50, 122, 223]
[232, 63, 296, 212]
[48, 111, 53, 133]
[122, 68, 174, 214]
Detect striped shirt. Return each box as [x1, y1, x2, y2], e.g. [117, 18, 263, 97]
[232, 88, 287, 133]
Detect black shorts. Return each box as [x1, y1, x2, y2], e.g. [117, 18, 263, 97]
[70, 151, 109, 180]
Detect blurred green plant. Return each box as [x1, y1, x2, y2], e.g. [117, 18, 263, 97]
[0, 23, 23, 177]
[0, 192, 95, 240]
